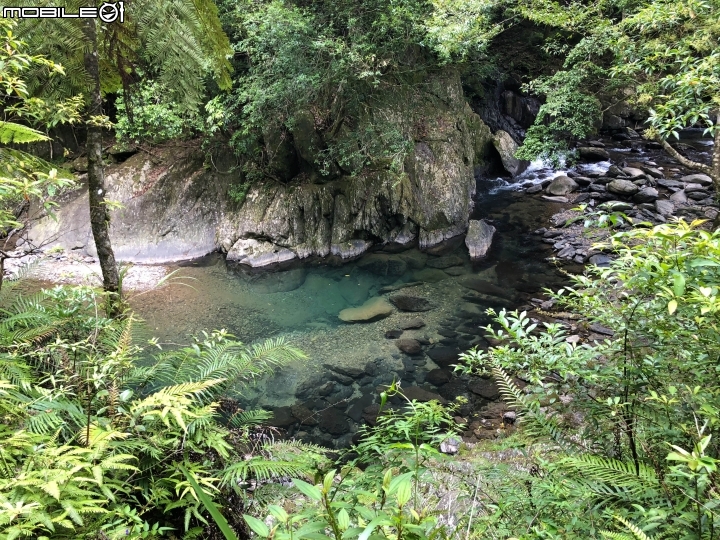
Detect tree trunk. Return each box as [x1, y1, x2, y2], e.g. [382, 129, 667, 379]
[83, 18, 121, 316]
[713, 113, 720, 189]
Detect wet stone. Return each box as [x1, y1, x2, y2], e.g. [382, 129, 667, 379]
[427, 346, 461, 368]
[426, 368, 452, 386]
[318, 381, 336, 396]
[426, 255, 464, 269]
[390, 295, 432, 312]
[291, 405, 318, 426]
[319, 408, 350, 435]
[399, 318, 425, 330]
[347, 393, 376, 422]
[271, 406, 296, 428]
[588, 254, 612, 267]
[468, 378, 501, 400]
[385, 329, 403, 339]
[364, 361, 379, 376]
[444, 266, 468, 276]
[325, 364, 365, 378]
[396, 338, 422, 355]
[403, 386, 448, 404]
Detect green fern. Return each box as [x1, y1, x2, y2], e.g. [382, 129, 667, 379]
[601, 516, 656, 540]
[0, 122, 48, 144]
[492, 364, 569, 446]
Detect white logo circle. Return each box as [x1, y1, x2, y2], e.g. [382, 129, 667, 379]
[99, 3, 120, 23]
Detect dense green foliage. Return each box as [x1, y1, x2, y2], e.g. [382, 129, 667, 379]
[459, 220, 720, 538]
[114, 81, 202, 144]
[0, 283, 322, 539]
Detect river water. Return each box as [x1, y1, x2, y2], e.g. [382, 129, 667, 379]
[124, 130, 714, 447]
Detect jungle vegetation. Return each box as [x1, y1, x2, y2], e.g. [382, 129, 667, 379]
[1, 0, 719, 538]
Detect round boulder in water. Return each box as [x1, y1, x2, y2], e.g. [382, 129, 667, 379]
[545, 176, 579, 196]
[395, 338, 422, 355]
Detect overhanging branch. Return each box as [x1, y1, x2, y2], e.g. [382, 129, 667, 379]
[654, 134, 712, 176]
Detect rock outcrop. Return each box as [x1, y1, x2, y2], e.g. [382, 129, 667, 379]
[28, 146, 230, 263]
[30, 70, 496, 267]
[465, 219, 496, 258]
[492, 130, 529, 177]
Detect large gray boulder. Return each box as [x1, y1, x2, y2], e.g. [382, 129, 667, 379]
[28, 148, 228, 263]
[492, 130, 529, 176]
[465, 219, 496, 258]
[578, 147, 610, 162]
[30, 70, 498, 267]
[546, 176, 578, 196]
[681, 173, 713, 187]
[607, 179, 640, 196]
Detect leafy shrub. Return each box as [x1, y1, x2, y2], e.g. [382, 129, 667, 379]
[459, 220, 720, 538]
[0, 284, 316, 539]
[115, 81, 202, 145]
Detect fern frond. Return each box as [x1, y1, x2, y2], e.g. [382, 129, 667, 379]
[492, 364, 569, 447]
[221, 458, 310, 485]
[561, 454, 659, 497]
[601, 516, 656, 540]
[0, 122, 49, 144]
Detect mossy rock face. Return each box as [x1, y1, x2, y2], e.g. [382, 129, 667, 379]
[30, 72, 495, 267]
[220, 69, 494, 262]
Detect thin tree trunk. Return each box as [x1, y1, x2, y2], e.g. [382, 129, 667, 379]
[713, 112, 720, 189]
[83, 18, 121, 316]
[654, 133, 713, 178]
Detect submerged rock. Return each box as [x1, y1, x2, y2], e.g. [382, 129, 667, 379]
[426, 255, 464, 269]
[338, 297, 394, 322]
[390, 295, 432, 312]
[403, 386, 448, 404]
[399, 318, 426, 330]
[465, 219, 496, 259]
[357, 254, 407, 276]
[395, 338, 422, 355]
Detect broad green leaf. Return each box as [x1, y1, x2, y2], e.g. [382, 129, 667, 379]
[358, 516, 391, 540]
[267, 505, 288, 523]
[243, 515, 269, 538]
[180, 465, 238, 540]
[293, 479, 322, 501]
[295, 521, 329, 537]
[337, 508, 350, 530]
[673, 272, 686, 297]
[396, 480, 411, 507]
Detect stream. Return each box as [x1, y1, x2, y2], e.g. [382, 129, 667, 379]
[124, 130, 715, 447]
